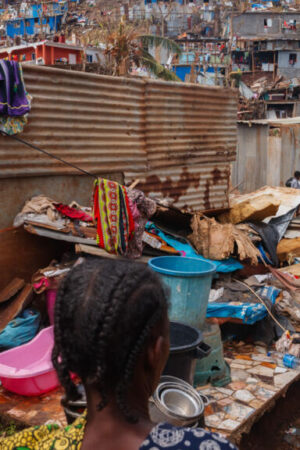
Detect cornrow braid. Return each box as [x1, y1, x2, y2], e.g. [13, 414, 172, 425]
[52, 275, 79, 401]
[51, 257, 169, 421]
[115, 309, 163, 423]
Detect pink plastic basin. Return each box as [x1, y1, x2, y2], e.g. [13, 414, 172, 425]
[0, 326, 59, 396]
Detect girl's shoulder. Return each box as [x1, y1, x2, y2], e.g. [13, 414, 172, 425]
[140, 423, 238, 450]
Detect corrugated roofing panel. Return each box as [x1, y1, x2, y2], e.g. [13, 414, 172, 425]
[144, 80, 237, 169]
[0, 65, 147, 177]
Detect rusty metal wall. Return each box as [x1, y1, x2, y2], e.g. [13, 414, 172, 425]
[234, 121, 300, 193]
[144, 80, 237, 170]
[0, 65, 147, 178]
[0, 66, 237, 223]
[125, 164, 231, 212]
[233, 123, 269, 193]
[126, 80, 237, 211]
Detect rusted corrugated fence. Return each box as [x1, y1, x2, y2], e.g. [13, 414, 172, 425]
[0, 65, 237, 212]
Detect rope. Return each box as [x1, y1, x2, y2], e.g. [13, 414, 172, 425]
[0, 130, 97, 179]
[233, 278, 288, 334]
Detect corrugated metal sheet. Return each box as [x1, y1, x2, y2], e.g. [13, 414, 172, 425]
[125, 163, 231, 212]
[0, 65, 237, 212]
[144, 80, 237, 169]
[0, 65, 147, 177]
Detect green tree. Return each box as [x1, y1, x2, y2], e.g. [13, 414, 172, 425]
[82, 19, 182, 81]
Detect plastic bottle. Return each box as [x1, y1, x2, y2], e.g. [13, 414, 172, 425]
[267, 351, 300, 370]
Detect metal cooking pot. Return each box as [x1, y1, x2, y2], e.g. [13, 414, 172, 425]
[149, 376, 207, 427]
[163, 322, 211, 385]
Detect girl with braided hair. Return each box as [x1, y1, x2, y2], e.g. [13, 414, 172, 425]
[1, 258, 237, 450]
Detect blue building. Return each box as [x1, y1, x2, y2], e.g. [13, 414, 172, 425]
[5, 2, 67, 38]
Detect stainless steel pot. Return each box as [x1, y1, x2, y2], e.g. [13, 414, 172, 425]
[149, 376, 207, 427]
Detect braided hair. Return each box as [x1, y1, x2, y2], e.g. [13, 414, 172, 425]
[52, 258, 169, 423]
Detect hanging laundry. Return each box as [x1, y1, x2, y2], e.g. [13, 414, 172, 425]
[0, 114, 28, 136]
[93, 178, 135, 255]
[0, 61, 31, 135]
[0, 61, 30, 116]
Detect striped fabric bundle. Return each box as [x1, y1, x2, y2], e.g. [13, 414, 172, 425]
[93, 178, 135, 255]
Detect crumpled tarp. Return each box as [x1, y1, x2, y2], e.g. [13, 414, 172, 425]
[145, 222, 243, 273]
[206, 302, 268, 325]
[0, 309, 40, 349]
[206, 284, 281, 325]
[249, 207, 297, 266]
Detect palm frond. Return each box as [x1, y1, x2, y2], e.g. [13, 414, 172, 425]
[141, 50, 180, 82]
[139, 35, 182, 56]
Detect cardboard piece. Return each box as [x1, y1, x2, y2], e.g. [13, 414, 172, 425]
[0, 278, 25, 304]
[0, 284, 33, 332]
[219, 195, 280, 225]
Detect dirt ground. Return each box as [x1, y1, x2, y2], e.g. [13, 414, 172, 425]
[239, 381, 300, 450]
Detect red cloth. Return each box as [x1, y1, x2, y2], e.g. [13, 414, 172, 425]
[54, 203, 93, 222]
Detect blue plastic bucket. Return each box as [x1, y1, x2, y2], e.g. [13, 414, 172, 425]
[148, 256, 216, 329]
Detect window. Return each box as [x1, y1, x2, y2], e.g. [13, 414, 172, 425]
[13, 21, 20, 28]
[68, 53, 76, 64]
[34, 17, 39, 23]
[289, 53, 297, 65]
[264, 18, 272, 27]
[86, 54, 93, 63]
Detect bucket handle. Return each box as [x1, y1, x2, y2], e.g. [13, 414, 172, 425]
[193, 342, 211, 359]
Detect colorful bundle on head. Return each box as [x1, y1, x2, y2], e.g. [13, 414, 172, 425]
[93, 178, 135, 255]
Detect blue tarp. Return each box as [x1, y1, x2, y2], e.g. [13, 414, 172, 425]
[0, 309, 40, 349]
[206, 286, 281, 324]
[207, 303, 268, 324]
[146, 222, 243, 273]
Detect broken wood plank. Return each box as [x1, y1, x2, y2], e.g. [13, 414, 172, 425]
[75, 244, 150, 264]
[0, 278, 25, 304]
[0, 227, 67, 291]
[24, 224, 96, 246]
[0, 284, 33, 332]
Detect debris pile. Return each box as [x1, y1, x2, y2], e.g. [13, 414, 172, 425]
[1, 179, 300, 441]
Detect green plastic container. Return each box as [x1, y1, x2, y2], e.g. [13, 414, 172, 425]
[194, 322, 231, 387]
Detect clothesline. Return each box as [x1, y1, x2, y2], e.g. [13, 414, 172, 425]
[0, 130, 97, 180]
[1, 130, 187, 216]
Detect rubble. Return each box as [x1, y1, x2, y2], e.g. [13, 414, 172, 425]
[0, 0, 300, 443]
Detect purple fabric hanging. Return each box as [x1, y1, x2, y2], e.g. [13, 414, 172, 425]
[0, 60, 30, 116]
